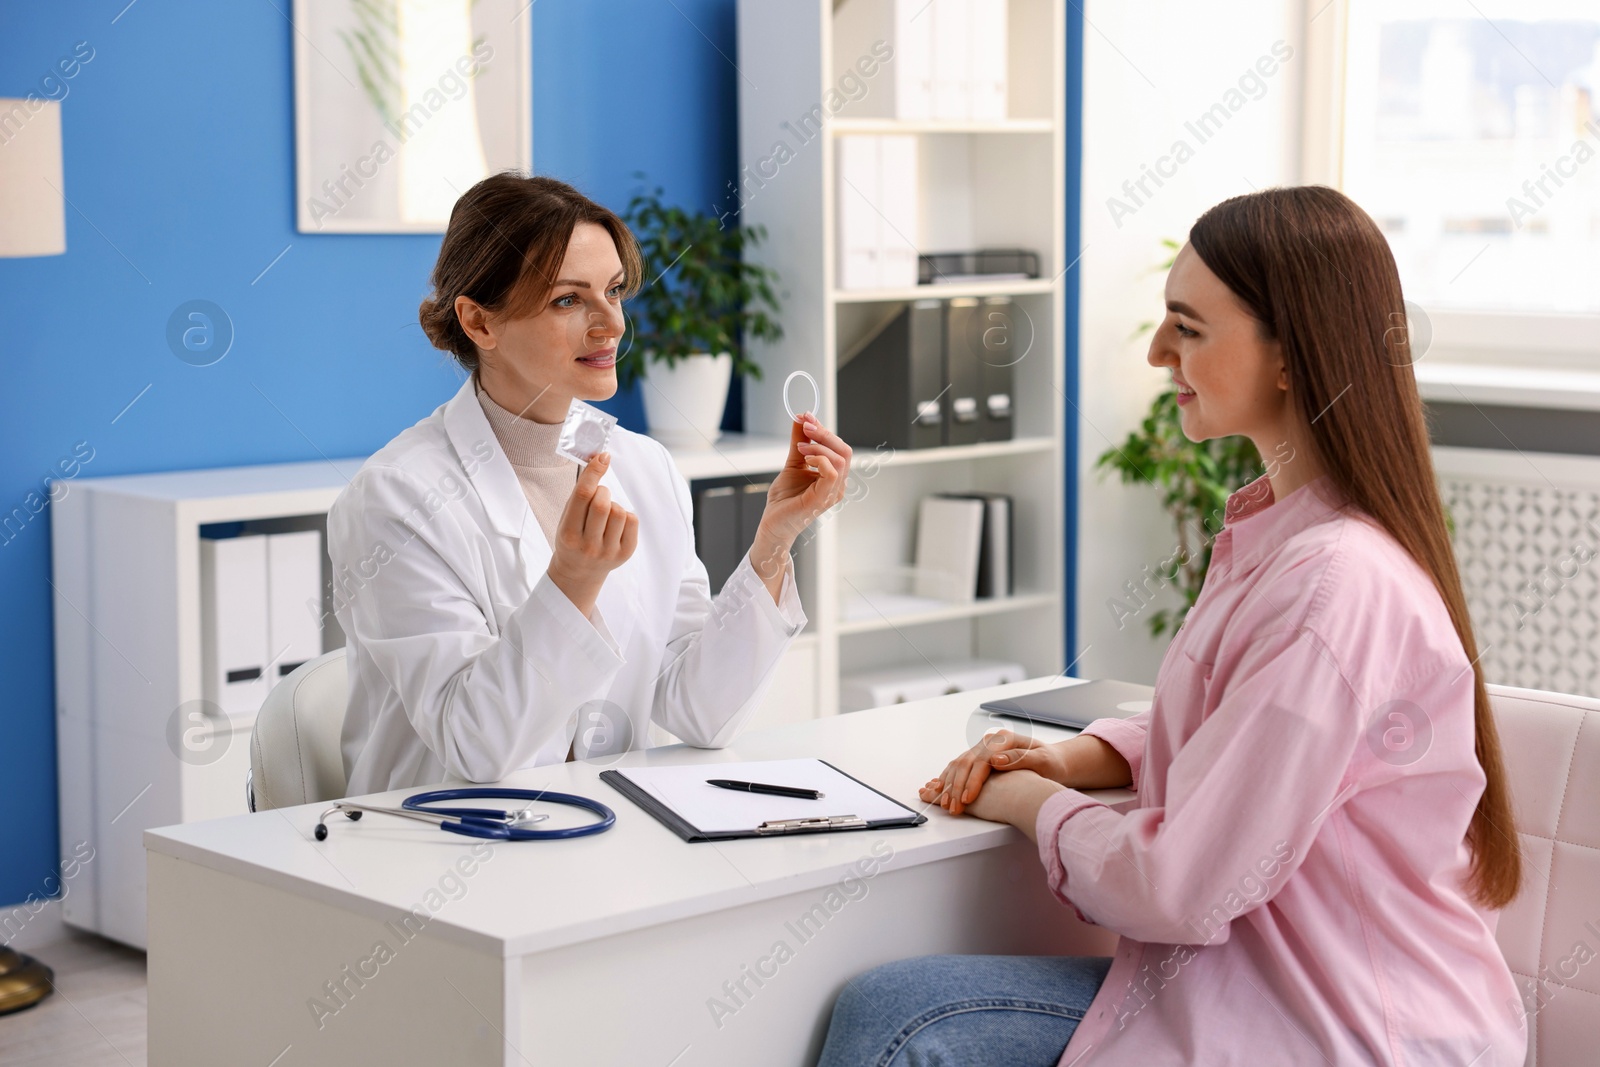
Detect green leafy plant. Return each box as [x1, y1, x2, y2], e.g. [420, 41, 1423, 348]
[619, 178, 784, 390]
[1095, 239, 1262, 637]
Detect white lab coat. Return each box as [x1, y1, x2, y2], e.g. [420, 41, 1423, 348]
[328, 376, 807, 794]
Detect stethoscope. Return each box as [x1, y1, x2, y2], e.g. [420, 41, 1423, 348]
[314, 787, 616, 842]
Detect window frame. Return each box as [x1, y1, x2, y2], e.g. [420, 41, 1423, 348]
[1300, 0, 1600, 389]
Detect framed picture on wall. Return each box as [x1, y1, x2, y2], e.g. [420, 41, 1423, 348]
[292, 0, 532, 234]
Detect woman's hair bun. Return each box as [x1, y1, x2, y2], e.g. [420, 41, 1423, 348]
[418, 294, 467, 361]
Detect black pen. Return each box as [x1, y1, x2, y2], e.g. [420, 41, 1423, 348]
[706, 779, 824, 800]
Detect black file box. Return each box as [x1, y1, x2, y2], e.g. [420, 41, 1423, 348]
[943, 298, 985, 446]
[691, 474, 785, 595]
[977, 296, 1016, 443]
[837, 298, 944, 450]
[692, 484, 741, 593]
[917, 249, 1041, 285]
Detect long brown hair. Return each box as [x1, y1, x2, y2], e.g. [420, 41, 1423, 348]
[419, 171, 644, 372]
[1188, 185, 1520, 910]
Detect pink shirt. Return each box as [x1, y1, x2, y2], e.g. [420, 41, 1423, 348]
[1038, 475, 1526, 1066]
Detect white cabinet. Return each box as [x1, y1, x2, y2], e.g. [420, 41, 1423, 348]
[51, 459, 362, 948]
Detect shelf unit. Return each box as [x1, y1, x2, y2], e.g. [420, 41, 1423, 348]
[828, 117, 1056, 135]
[833, 277, 1056, 303]
[736, 0, 1067, 716]
[49, 442, 812, 949]
[52, 459, 357, 949]
[837, 591, 1059, 636]
[660, 430, 793, 481]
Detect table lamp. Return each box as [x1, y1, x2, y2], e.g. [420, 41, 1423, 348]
[0, 95, 64, 1015]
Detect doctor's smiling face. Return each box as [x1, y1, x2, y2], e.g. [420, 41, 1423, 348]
[455, 221, 628, 424]
[1147, 243, 1291, 451]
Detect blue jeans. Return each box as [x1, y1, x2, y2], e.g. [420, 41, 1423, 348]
[816, 954, 1113, 1067]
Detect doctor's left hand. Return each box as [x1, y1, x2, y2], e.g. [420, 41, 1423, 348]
[752, 414, 851, 568]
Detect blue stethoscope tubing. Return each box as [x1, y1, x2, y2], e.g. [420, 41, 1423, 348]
[314, 787, 616, 841]
[406, 787, 615, 840]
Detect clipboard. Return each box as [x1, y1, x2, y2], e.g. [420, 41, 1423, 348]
[599, 758, 928, 842]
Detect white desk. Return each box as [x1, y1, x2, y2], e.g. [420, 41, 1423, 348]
[145, 676, 1136, 1067]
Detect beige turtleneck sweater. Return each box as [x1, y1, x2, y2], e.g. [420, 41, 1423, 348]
[474, 376, 582, 762]
[474, 377, 579, 546]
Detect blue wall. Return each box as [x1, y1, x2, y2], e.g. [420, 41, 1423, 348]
[0, 0, 739, 909]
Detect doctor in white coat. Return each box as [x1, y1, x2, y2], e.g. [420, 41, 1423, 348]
[329, 173, 851, 794]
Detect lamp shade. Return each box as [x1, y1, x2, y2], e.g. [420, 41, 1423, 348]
[0, 98, 66, 257]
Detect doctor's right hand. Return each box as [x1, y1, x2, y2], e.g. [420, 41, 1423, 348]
[547, 452, 639, 619]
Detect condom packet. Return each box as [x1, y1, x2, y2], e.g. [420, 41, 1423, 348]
[555, 398, 617, 466]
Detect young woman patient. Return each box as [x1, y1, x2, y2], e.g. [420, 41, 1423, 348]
[816, 186, 1525, 1066]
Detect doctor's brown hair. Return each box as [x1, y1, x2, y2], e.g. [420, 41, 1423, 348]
[1188, 185, 1521, 911]
[418, 171, 644, 372]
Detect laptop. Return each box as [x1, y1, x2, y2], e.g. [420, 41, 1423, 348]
[979, 679, 1155, 731]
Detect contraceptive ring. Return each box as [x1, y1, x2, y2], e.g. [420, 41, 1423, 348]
[783, 370, 820, 422]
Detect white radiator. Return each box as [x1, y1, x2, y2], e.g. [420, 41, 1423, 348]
[1434, 446, 1600, 699]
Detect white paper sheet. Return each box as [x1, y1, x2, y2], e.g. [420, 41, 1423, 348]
[615, 759, 915, 835]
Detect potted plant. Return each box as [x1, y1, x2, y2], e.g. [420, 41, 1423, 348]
[1095, 239, 1262, 637]
[621, 180, 784, 446]
[1097, 390, 1261, 637]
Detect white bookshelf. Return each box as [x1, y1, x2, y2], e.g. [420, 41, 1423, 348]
[829, 117, 1055, 135]
[837, 591, 1059, 636]
[833, 277, 1056, 303]
[657, 430, 793, 481]
[49, 443, 813, 949]
[736, 0, 1067, 716]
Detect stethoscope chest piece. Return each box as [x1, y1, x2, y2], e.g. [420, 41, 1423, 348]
[315, 787, 616, 842]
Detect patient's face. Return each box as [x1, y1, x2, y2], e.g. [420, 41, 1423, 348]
[1146, 243, 1287, 447]
[477, 221, 627, 422]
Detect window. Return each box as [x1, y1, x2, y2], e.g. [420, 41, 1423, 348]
[1339, 0, 1600, 318]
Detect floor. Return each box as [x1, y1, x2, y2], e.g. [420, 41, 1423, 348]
[1, 931, 147, 1066]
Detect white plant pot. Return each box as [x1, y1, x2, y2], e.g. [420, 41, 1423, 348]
[641, 351, 734, 448]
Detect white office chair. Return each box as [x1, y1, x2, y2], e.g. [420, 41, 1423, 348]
[248, 648, 349, 812]
[1487, 682, 1600, 1067]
